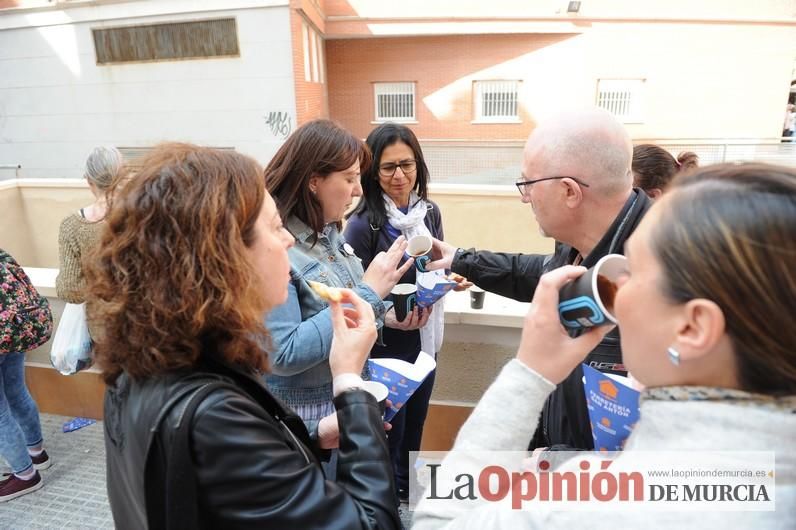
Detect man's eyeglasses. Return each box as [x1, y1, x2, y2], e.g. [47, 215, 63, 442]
[379, 159, 417, 178]
[515, 176, 591, 195]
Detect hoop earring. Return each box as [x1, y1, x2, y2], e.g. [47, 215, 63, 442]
[667, 347, 681, 366]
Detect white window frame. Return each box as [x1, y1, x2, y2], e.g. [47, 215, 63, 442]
[315, 32, 325, 84]
[373, 82, 416, 122]
[309, 26, 319, 83]
[596, 79, 645, 123]
[473, 80, 521, 123]
[301, 21, 311, 82]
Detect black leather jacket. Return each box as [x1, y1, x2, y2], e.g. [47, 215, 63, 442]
[104, 355, 400, 529]
[451, 189, 651, 450]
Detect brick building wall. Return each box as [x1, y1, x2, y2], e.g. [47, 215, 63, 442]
[326, 34, 572, 140]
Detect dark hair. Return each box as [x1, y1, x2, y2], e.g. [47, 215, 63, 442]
[265, 119, 370, 244]
[632, 144, 698, 197]
[653, 163, 796, 396]
[346, 122, 429, 228]
[85, 143, 270, 384]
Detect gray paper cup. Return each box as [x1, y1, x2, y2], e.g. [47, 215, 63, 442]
[390, 283, 417, 322]
[470, 286, 485, 309]
[406, 235, 433, 273]
[557, 254, 627, 330]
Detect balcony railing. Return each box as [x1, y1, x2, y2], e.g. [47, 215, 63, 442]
[421, 139, 796, 185]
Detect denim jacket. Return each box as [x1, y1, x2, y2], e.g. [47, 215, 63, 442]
[264, 216, 387, 415]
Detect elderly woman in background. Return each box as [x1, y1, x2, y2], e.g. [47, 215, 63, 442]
[631, 144, 698, 199]
[414, 163, 795, 528]
[56, 146, 126, 303]
[88, 143, 400, 529]
[264, 119, 413, 435]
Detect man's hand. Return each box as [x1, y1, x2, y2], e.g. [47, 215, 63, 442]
[425, 238, 457, 272]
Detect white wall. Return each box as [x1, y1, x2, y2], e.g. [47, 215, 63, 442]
[0, 0, 295, 178]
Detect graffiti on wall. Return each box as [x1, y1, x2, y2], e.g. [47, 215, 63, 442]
[265, 111, 292, 139]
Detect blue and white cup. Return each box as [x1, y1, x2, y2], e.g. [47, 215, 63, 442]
[406, 235, 433, 273]
[390, 283, 417, 322]
[558, 254, 627, 330]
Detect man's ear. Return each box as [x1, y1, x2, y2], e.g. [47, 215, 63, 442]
[674, 299, 726, 362]
[649, 188, 663, 199]
[563, 178, 584, 208]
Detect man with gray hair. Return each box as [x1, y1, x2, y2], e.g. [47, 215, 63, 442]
[429, 108, 652, 450]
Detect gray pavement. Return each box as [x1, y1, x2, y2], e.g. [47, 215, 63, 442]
[1, 413, 413, 529]
[0, 414, 112, 529]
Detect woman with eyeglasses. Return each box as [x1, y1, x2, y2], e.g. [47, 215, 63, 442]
[345, 122, 466, 503]
[263, 120, 413, 470]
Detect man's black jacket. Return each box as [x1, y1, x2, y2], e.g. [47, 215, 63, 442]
[451, 189, 652, 450]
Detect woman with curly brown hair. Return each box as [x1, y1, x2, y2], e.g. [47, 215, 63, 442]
[85, 143, 400, 529]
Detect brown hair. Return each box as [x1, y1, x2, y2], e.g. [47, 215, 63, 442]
[632, 144, 698, 196]
[85, 143, 270, 384]
[265, 119, 370, 245]
[653, 163, 796, 395]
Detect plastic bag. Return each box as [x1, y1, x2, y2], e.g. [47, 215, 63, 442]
[50, 302, 92, 375]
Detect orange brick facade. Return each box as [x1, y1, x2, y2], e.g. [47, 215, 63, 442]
[289, 3, 329, 125]
[326, 34, 569, 140]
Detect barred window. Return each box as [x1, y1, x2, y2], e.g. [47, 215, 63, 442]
[374, 82, 415, 122]
[596, 79, 645, 123]
[474, 80, 520, 122]
[93, 18, 239, 65]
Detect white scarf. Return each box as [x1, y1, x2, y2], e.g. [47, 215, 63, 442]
[384, 191, 444, 356]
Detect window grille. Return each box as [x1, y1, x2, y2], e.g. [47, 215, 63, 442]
[93, 18, 239, 64]
[596, 79, 645, 122]
[374, 82, 415, 121]
[474, 80, 520, 121]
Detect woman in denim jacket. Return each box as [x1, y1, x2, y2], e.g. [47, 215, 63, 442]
[264, 120, 413, 432]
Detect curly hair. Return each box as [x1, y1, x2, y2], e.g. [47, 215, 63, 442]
[84, 143, 270, 384]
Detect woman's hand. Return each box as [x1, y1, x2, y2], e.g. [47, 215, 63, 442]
[516, 266, 614, 384]
[384, 305, 432, 330]
[361, 236, 415, 298]
[329, 289, 377, 378]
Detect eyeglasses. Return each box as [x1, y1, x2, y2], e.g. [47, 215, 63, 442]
[515, 176, 591, 195]
[379, 159, 417, 178]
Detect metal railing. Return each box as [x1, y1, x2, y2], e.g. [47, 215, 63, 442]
[420, 139, 796, 185]
[0, 164, 22, 180]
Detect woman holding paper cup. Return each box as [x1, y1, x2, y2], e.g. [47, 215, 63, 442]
[345, 123, 466, 502]
[414, 164, 796, 528]
[264, 119, 413, 434]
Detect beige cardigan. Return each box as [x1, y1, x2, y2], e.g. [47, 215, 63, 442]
[55, 212, 103, 304]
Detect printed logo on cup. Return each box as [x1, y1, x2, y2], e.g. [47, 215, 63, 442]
[406, 235, 433, 273]
[558, 254, 627, 330]
[391, 283, 418, 322]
